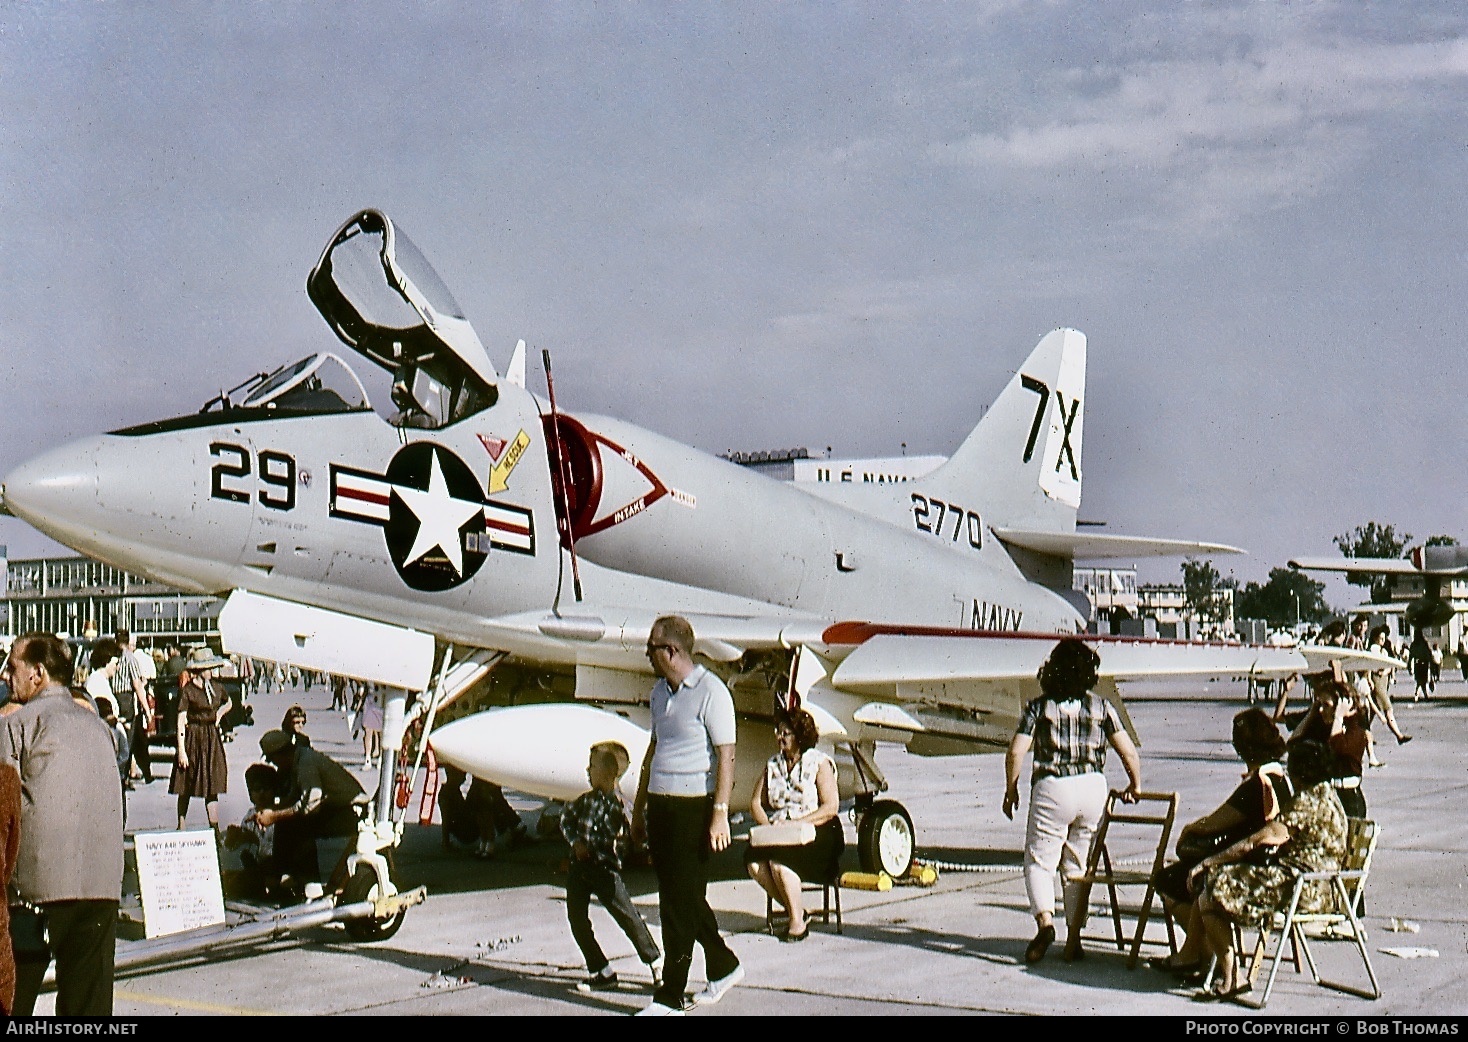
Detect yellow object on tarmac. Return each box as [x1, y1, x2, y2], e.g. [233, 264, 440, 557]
[902, 862, 939, 886]
[840, 870, 893, 891]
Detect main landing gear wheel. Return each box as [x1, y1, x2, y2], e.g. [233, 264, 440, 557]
[857, 799, 914, 878]
[342, 855, 406, 942]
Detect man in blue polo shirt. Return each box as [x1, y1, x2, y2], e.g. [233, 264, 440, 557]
[632, 615, 742, 1016]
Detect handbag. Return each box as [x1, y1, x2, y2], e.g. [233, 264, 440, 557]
[1175, 825, 1254, 865]
[749, 821, 816, 848]
[9, 903, 50, 962]
[1243, 842, 1283, 867]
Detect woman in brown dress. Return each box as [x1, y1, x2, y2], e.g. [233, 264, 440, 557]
[170, 648, 235, 832]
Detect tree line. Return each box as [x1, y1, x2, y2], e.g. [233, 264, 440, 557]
[1180, 522, 1459, 630]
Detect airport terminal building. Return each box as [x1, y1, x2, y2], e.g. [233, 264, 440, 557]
[0, 546, 222, 648]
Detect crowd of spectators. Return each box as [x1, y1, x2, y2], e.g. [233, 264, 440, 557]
[0, 617, 1453, 1015]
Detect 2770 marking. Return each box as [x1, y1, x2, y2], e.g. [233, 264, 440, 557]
[912, 493, 982, 549]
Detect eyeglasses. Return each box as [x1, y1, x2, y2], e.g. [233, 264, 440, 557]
[775, 729, 795, 739]
[645, 644, 676, 656]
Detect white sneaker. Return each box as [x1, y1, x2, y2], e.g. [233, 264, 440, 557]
[692, 964, 743, 1006]
[633, 1000, 684, 1017]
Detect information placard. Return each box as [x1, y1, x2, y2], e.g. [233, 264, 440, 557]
[133, 830, 226, 938]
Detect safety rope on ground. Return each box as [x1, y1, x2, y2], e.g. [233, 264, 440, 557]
[918, 853, 1156, 873]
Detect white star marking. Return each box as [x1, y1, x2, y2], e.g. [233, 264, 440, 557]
[393, 449, 483, 576]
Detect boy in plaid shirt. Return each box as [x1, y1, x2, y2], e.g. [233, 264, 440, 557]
[561, 741, 662, 993]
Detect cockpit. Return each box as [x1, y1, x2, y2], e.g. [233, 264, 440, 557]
[307, 209, 499, 430]
[112, 210, 500, 438]
[202, 352, 372, 415]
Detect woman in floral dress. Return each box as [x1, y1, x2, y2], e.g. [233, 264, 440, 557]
[1187, 738, 1346, 1002]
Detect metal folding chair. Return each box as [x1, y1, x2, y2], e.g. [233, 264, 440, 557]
[1244, 818, 1381, 1008]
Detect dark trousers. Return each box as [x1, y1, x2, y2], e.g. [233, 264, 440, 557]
[128, 713, 152, 781]
[275, 803, 363, 884]
[12, 899, 118, 1016]
[647, 794, 738, 1007]
[1335, 784, 1369, 915]
[566, 860, 661, 972]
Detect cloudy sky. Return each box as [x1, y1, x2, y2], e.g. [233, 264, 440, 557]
[2, 1, 1463, 609]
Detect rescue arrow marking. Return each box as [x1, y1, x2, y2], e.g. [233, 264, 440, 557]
[489, 429, 531, 493]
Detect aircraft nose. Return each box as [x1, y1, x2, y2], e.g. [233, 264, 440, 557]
[3, 434, 194, 551]
[6, 433, 249, 590]
[3, 439, 99, 535]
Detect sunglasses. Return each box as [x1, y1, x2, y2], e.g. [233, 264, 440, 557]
[645, 644, 676, 656]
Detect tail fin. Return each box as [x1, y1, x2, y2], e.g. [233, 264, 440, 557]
[918, 328, 1085, 533]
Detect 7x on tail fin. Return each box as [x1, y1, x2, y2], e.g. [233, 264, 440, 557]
[917, 328, 1086, 534]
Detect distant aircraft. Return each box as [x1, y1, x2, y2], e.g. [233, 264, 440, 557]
[1290, 544, 1468, 630]
[3, 210, 1389, 910]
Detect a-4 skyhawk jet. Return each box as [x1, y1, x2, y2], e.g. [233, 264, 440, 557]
[3, 211, 1391, 931]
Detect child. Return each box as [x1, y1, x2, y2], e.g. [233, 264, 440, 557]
[222, 763, 282, 901]
[560, 741, 661, 993]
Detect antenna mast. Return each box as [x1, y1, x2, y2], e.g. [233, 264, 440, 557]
[542, 349, 584, 607]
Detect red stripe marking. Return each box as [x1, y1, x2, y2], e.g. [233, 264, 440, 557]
[337, 486, 390, 507]
[485, 516, 530, 536]
[820, 620, 1256, 649]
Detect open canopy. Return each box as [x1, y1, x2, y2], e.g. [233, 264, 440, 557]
[308, 209, 499, 429]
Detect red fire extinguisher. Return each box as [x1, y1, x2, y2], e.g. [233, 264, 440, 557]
[393, 746, 413, 810]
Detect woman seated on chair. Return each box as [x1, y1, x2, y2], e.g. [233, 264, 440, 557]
[1150, 708, 1289, 980]
[1186, 738, 1347, 1003]
[745, 707, 844, 942]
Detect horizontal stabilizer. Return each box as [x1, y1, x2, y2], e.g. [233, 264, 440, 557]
[995, 528, 1244, 560]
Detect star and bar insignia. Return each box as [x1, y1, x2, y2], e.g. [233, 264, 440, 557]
[329, 442, 534, 592]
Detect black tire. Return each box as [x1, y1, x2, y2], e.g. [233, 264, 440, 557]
[857, 800, 914, 878]
[341, 856, 406, 942]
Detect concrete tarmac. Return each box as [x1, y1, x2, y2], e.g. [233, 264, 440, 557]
[49, 673, 1468, 1017]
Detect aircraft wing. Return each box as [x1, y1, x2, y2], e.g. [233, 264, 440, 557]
[826, 631, 1301, 694]
[471, 605, 828, 671]
[1290, 547, 1466, 629]
[994, 528, 1244, 559]
[782, 625, 1312, 757]
[218, 586, 828, 689]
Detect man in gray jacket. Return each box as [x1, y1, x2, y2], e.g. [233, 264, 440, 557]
[1, 632, 125, 1016]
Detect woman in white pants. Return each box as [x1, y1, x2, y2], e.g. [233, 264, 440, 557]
[1003, 638, 1143, 964]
